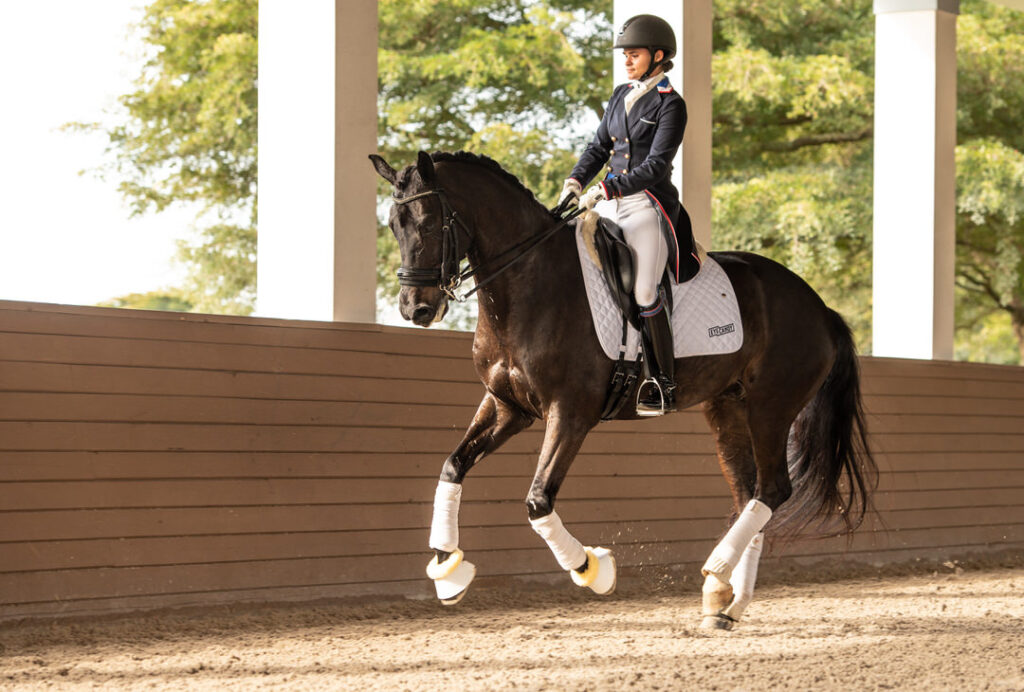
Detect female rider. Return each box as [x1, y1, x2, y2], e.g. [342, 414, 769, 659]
[560, 14, 699, 416]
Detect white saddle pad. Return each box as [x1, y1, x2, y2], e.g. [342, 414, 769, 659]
[575, 227, 744, 361]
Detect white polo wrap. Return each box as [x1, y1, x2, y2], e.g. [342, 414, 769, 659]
[428, 481, 462, 553]
[722, 532, 765, 620]
[529, 511, 587, 571]
[702, 499, 772, 580]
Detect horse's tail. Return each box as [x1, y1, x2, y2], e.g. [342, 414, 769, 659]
[774, 309, 878, 539]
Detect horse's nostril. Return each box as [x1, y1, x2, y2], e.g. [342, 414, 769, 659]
[413, 306, 435, 323]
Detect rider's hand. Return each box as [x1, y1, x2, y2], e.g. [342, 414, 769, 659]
[579, 184, 607, 210]
[559, 178, 582, 206]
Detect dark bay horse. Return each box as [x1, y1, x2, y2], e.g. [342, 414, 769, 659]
[370, 150, 876, 629]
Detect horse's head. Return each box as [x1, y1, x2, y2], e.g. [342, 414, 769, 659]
[370, 151, 460, 327]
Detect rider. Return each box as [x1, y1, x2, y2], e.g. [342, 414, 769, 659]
[560, 14, 699, 416]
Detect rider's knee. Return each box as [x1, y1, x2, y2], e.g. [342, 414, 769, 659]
[635, 283, 659, 308]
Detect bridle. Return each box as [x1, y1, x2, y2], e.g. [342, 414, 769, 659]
[392, 188, 471, 299]
[391, 186, 583, 302]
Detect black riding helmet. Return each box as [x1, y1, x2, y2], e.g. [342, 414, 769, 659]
[613, 14, 676, 81]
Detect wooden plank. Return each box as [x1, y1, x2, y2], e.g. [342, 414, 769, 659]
[0, 302, 475, 357]
[867, 414, 1024, 435]
[0, 333, 480, 382]
[0, 497, 739, 542]
[1, 448, 1020, 484]
[0, 475, 733, 512]
[0, 451, 723, 481]
[863, 394, 1024, 417]
[0, 518, 731, 573]
[0, 393, 711, 435]
[0, 362, 486, 405]
[0, 468, 1015, 513]
[0, 421, 718, 455]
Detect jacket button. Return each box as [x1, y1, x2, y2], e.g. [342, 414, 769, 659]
[624, 153, 630, 160]
[622, 169, 628, 174]
[611, 136, 617, 142]
[625, 138, 630, 143]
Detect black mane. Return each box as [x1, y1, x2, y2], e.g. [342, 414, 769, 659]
[430, 151, 539, 203]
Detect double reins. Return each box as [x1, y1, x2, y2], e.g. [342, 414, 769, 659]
[392, 187, 584, 302]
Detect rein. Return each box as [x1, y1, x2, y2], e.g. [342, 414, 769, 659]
[392, 187, 583, 302]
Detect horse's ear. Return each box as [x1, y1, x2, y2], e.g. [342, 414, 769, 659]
[416, 151, 436, 184]
[368, 154, 398, 185]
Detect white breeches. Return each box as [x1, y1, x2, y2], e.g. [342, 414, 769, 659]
[595, 193, 668, 307]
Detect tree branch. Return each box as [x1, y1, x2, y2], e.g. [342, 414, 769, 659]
[760, 128, 873, 152]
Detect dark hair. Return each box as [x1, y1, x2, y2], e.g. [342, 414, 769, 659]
[660, 59, 674, 73]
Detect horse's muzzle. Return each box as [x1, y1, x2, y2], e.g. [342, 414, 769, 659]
[400, 288, 449, 327]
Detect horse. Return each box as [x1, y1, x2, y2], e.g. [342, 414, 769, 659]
[369, 150, 876, 630]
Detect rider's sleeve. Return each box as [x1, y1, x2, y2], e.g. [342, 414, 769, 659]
[602, 95, 687, 199]
[569, 86, 626, 187]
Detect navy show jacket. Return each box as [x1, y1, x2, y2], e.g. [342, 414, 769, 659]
[569, 77, 695, 280]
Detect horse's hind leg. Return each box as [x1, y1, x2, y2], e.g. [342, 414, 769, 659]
[428, 393, 532, 604]
[700, 393, 770, 629]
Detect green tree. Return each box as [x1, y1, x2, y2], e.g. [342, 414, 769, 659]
[952, 4, 1024, 363]
[712, 0, 1024, 362]
[711, 0, 876, 349]
[83, 0, 257, 314]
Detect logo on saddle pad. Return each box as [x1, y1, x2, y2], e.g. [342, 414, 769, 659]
[708, 323, 736, 338]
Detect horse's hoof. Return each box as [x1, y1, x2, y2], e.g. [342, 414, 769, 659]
[427, 550, 476, 605]
[571, 547, 617, 595]
[700, 613, 737, 631]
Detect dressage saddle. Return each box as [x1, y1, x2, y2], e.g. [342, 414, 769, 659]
[586, 216, 674, 331]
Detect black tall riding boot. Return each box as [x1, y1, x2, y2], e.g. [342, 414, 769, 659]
[637, 296, 677, 416]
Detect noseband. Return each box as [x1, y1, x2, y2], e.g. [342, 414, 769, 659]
[392, 188, 472, 300]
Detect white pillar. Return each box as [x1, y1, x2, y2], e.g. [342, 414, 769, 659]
[257, 0, 377, 323]
[613, 0, 713, 249]
[872, 0, 958, 359]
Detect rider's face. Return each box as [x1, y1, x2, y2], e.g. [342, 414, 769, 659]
[623, 48, 662, 80]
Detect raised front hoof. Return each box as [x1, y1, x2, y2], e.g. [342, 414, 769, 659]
[427, 550, 476, 606]
[571, 547, 617, 595]
[700, 613, 738, 631]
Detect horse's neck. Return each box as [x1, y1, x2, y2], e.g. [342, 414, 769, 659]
[464, 201, 578, 338]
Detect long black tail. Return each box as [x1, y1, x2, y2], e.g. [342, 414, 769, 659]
[775, 309, 878, 538]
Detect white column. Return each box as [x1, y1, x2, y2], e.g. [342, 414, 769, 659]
[613, 0, 713, 249]
[257, 0, 377, 323]
[872, 0, 958, 359]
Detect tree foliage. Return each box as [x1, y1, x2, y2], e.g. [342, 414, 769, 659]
[89, 0, 257, 314]
[712, 0, 1024, 361]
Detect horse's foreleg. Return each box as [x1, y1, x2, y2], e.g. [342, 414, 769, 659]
[428, 394, 532, 604]
[525, 412, 615, 595]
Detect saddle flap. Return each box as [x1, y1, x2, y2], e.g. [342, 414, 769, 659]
[593, 217, 639, 328]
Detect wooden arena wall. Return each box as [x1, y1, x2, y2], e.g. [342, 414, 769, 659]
[1, 300, 1022, 620]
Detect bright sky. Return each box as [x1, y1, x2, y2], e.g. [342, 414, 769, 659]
[0, 1, 196, 307]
